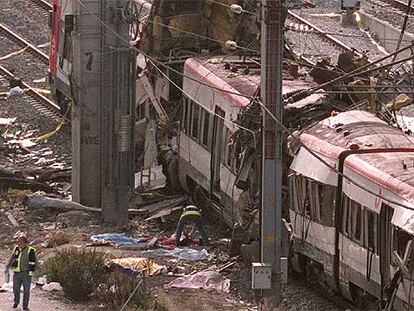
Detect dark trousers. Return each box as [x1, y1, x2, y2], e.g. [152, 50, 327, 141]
[175, 215, 209, 245]
[13, 271, 31, 309]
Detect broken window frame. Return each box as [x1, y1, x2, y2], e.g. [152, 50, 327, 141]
[181, 97, 188, 133]
[290, 174, 305, 215]
[191, 102, 200, 140]
[365, 209, 378, 254]
[201, 109, 210, 148]
[391, 227, 414, 281]
[318, 183, 335, 227]
[187, 99, 193, 134]
[341, 194, 364, 246]
[309, 180, 321, 222]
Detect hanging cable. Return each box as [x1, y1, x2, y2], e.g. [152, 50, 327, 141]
[74, 0, 414, 211]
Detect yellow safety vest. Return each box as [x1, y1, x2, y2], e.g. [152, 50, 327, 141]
[11, 246, 37, 276]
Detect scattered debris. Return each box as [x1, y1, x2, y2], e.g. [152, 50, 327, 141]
[108, 257, 167, 276]
[2, 210, 19, 227]
[42, 231, 71, 248]
[8, 86, 24, 97]
[56, 210, 94, 228]
[0, 282, 12, 293]
[165, 269, 231, 293]
[42, 282, 63, 292]
[143, 248, 209, 261]
[25, 194, 101, 213]
[144, 205, 183, 221]
[90, 233, 147, 246]
[133, 195, 187, 216]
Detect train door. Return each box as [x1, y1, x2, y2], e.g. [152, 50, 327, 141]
[379, 204, 394, 299]
[210, 107, 225, 196]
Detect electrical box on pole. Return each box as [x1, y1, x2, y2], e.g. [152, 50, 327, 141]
[260, 0, 283, 306]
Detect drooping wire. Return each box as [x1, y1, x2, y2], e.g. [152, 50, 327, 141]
[74, 0, 414, 211]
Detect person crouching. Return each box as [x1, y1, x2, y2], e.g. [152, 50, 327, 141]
[175, 205, 210, 246]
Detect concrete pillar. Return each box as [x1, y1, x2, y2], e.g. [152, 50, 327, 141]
[72, 0, 103, 207]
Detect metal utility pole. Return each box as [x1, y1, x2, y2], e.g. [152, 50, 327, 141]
[260, 0, 283, 305]
[73, 0, 135, 224]
[72, 0, 104, 207]
[101, 0, 136, 224]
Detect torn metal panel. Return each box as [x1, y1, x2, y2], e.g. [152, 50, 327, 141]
[143, 119, 158, 169]
[139, 75, 169, 120]
[290, 147, 337, 186]
[139, 0, 259, 57]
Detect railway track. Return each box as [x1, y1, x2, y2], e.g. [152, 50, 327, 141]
[0, 24, 49, 64]
[370, 0, 414, 14]
[286, 11, 364, 58]
[29, 0, 52, 11]
[0, 65, 60, 118]
[285, 10, 370, 65]
[0, 21, 59, 117]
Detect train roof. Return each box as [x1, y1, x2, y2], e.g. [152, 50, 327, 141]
[300, 110, 414, 204]
[184, 57, 324, 108]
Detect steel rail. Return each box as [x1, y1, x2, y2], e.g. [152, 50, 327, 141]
[383, 0, 414, 14]
[0, 24, 49, 64]
[0, 65, 60, 113]
[286, 10, 364, 59]
[29, 0, 52, 11]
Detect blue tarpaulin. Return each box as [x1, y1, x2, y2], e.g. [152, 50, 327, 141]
[90, 233, 145, 246]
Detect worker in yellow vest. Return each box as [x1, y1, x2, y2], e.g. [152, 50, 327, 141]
[5, 234, 39, 310]
[175, 205, 210, 246]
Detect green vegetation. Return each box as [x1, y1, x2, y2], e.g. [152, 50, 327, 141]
[43, 248, 107, 301]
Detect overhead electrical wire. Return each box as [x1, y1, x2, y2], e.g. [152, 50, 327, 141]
[75, 0, 414, 211]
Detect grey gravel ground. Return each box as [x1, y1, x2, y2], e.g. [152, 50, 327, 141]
[286, 0, 389, 63]
[361, 0, 414, 34]
[0, 0, 71, 170]
[229, 263, 355, 311]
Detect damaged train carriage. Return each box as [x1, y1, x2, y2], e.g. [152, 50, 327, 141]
[289, 110, 414, 310]
[178, 56, 324, 239]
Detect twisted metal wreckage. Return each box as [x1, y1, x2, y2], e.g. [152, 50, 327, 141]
[49, 0, 414, 308]
[133, 2, 414, 308]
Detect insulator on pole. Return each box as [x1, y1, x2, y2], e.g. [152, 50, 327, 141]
[225, 40, 238, 50]
[230, 4, 243, 14]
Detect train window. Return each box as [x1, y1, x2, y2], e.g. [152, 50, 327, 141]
[182, 98, 188, 132]
[191, 104, 200, 139]
[342, 195, 364, 245]
[318, 184, 335, 226]
[342, 196, 349, 235]
[290, 174, 305, 214]
[365, 210, 378, 253]
[351, 202, 362, 242]
[309, 181, 321, 222]
[303, 180, 312, 219]
[202, 110, 209, 146]
[187, 100, 193, 134]
[227, 142, 233, 169]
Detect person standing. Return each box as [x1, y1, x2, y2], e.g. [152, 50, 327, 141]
[175, 205, 210, 246]
[5, 234, 39, 310]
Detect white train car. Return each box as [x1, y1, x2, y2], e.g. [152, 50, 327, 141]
[289, 110, 414, 310]
[178, 56, 323, 230]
